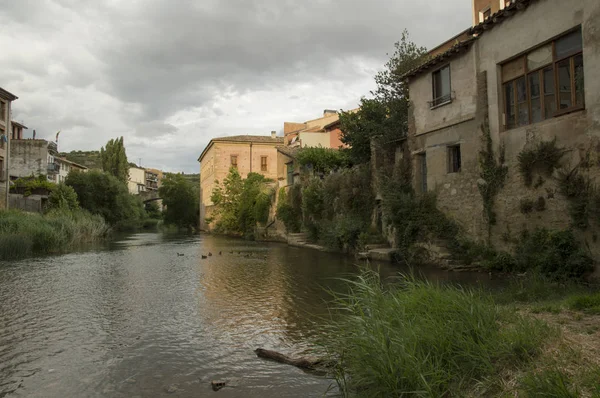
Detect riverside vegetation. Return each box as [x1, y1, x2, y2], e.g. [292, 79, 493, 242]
[0, 137, 200, 260]
[320, 271, 600, 397]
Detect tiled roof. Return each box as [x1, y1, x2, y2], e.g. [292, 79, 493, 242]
[0, 88, 18, 101]
[198, 134, 284, 162]
[276, 145, 300, 159]
[402, 37, 477, 79]
[403, 0, 538, 80]
[11, 121, 28, 129]
[211, 134, 284, 144]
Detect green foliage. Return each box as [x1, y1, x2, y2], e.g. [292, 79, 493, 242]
[276, 187, 302, 233]
[519, 369, 579, 397]
[478, 123, 508, 228]
[296, 147, 348, 174]
[518, 138, 565, 187]
[512, 228, 594, 280]
[100, 136, 129, 183]
[321, 271, 551, 397]
[339, 32, 426, 164]
[0, 209, 108, 260]
[159, 173, 199, 230]
[59, 150, 102, 169]
[66, 170, 146, 228]
[558, 167, 598, 229]
[48, 183, 79, 211]
[566, 292, 600, 314]
[211, 168, 274, 236]
[144, 201, 162, 219]
[10, 175, 55, 196]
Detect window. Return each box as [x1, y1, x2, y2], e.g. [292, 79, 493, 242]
[286, 162, 294, 185]
[448, 145, 461, 173]
[0, 127, 4, 149]
[432, 65, 451, 107]
[230, 155, 238, 168]
[261, 156, 268, 172]
[0, 101, 5, 122]
[0, 157, 4, 181]
[502, 28, 584, 130]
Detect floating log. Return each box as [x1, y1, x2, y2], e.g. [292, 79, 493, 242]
[254, 348, 332, 370]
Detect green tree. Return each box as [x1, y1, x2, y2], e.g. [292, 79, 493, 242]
[145, 201, 162, 219]
[47, 183, 79, 211]
[340, 31, 427, 164]
[100, 137, 129, 183]
[159, 173, 199, 229]
[66, 170, 146, 227]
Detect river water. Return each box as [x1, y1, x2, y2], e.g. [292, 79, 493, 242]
[0, 233, 494, 397]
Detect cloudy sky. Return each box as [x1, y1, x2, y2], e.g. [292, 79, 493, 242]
[2, 0, 471, 173]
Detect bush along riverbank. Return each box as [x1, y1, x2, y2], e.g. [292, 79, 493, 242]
[320, 271, 600, 397]
[0, 209, 109, 260]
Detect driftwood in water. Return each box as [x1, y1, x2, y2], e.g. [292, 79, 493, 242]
[254, 348, 332, 370]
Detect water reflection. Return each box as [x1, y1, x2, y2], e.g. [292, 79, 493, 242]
[0, 233, 496, 398]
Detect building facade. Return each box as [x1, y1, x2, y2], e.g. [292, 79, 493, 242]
[404, 0, 600, 250]
[55, 157, 87, 183]
[0, 88, 18, 208]
[283, 109, 348, 149]
[10, 139, 62, 182]
[128, 166, 147, 195]
[198, 133, 283, 230]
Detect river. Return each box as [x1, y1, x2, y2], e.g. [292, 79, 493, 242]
[0, 233, 494, 397]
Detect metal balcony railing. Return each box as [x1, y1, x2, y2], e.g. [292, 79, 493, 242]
[47, 163, 60, 174]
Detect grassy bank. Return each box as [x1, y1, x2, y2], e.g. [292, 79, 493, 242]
[321, 272, 600, 397]
[0, 209, 109, 260]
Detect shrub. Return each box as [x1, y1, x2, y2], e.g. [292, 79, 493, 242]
[321, 272, 551, 397]
[514, 228, 594, 280]
[276, 187, 302, 233]
[10, 175, 55, 196]
[66, 170, 146, 228]
[48, 183, 79, 211]
[518, 138, 565, 187]
[296, 147, 349, 174]
[159, 173, 199, 230]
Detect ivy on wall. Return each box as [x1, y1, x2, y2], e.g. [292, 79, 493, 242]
[478, 122, 508, 232]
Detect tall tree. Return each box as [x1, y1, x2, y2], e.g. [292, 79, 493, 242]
[340, 31, 427, 164]
[100, 137, 129, 183]
[159, 173, 199, 229]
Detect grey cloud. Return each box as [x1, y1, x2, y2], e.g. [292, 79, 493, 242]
[135, 121, 179, 138]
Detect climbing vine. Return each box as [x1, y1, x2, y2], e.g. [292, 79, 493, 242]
[478, 122, 508, 231]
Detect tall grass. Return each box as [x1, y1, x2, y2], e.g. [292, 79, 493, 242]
[321, 271, 552, 397]
[0, 209, 109, 260]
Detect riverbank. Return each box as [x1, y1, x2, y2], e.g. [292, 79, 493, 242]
[0, 209, 109, 260]
[320, 272, 600, 397]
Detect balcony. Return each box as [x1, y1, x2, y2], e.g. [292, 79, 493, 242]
[47, 163, 60, 174]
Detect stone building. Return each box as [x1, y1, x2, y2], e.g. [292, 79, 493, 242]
[198, 133, 283, 230]
[403, 0, 600, 249]
[283, 109, 348, 149]
[0, 87, 18, 209]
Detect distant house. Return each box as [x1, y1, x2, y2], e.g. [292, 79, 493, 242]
[283, 109, 348, 149]
[10, 139, 63, 182]
[55, 157, 87, 183]
[197, 133, 283, 230]
[128, 166, 147, 195]
[144, 168, 163, 191]
[0, 87, 18, 209]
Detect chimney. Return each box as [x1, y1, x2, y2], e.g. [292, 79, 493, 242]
[271, 131, 277, 138]
[323, 109, 337, 117]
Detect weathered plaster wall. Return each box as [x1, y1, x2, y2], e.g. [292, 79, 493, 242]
[299, 132, 330, 148]
[10, 140, 50, 178]
[411, 49, 477, 136]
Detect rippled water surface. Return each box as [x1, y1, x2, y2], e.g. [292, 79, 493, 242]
[0, 233, 493, 397]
